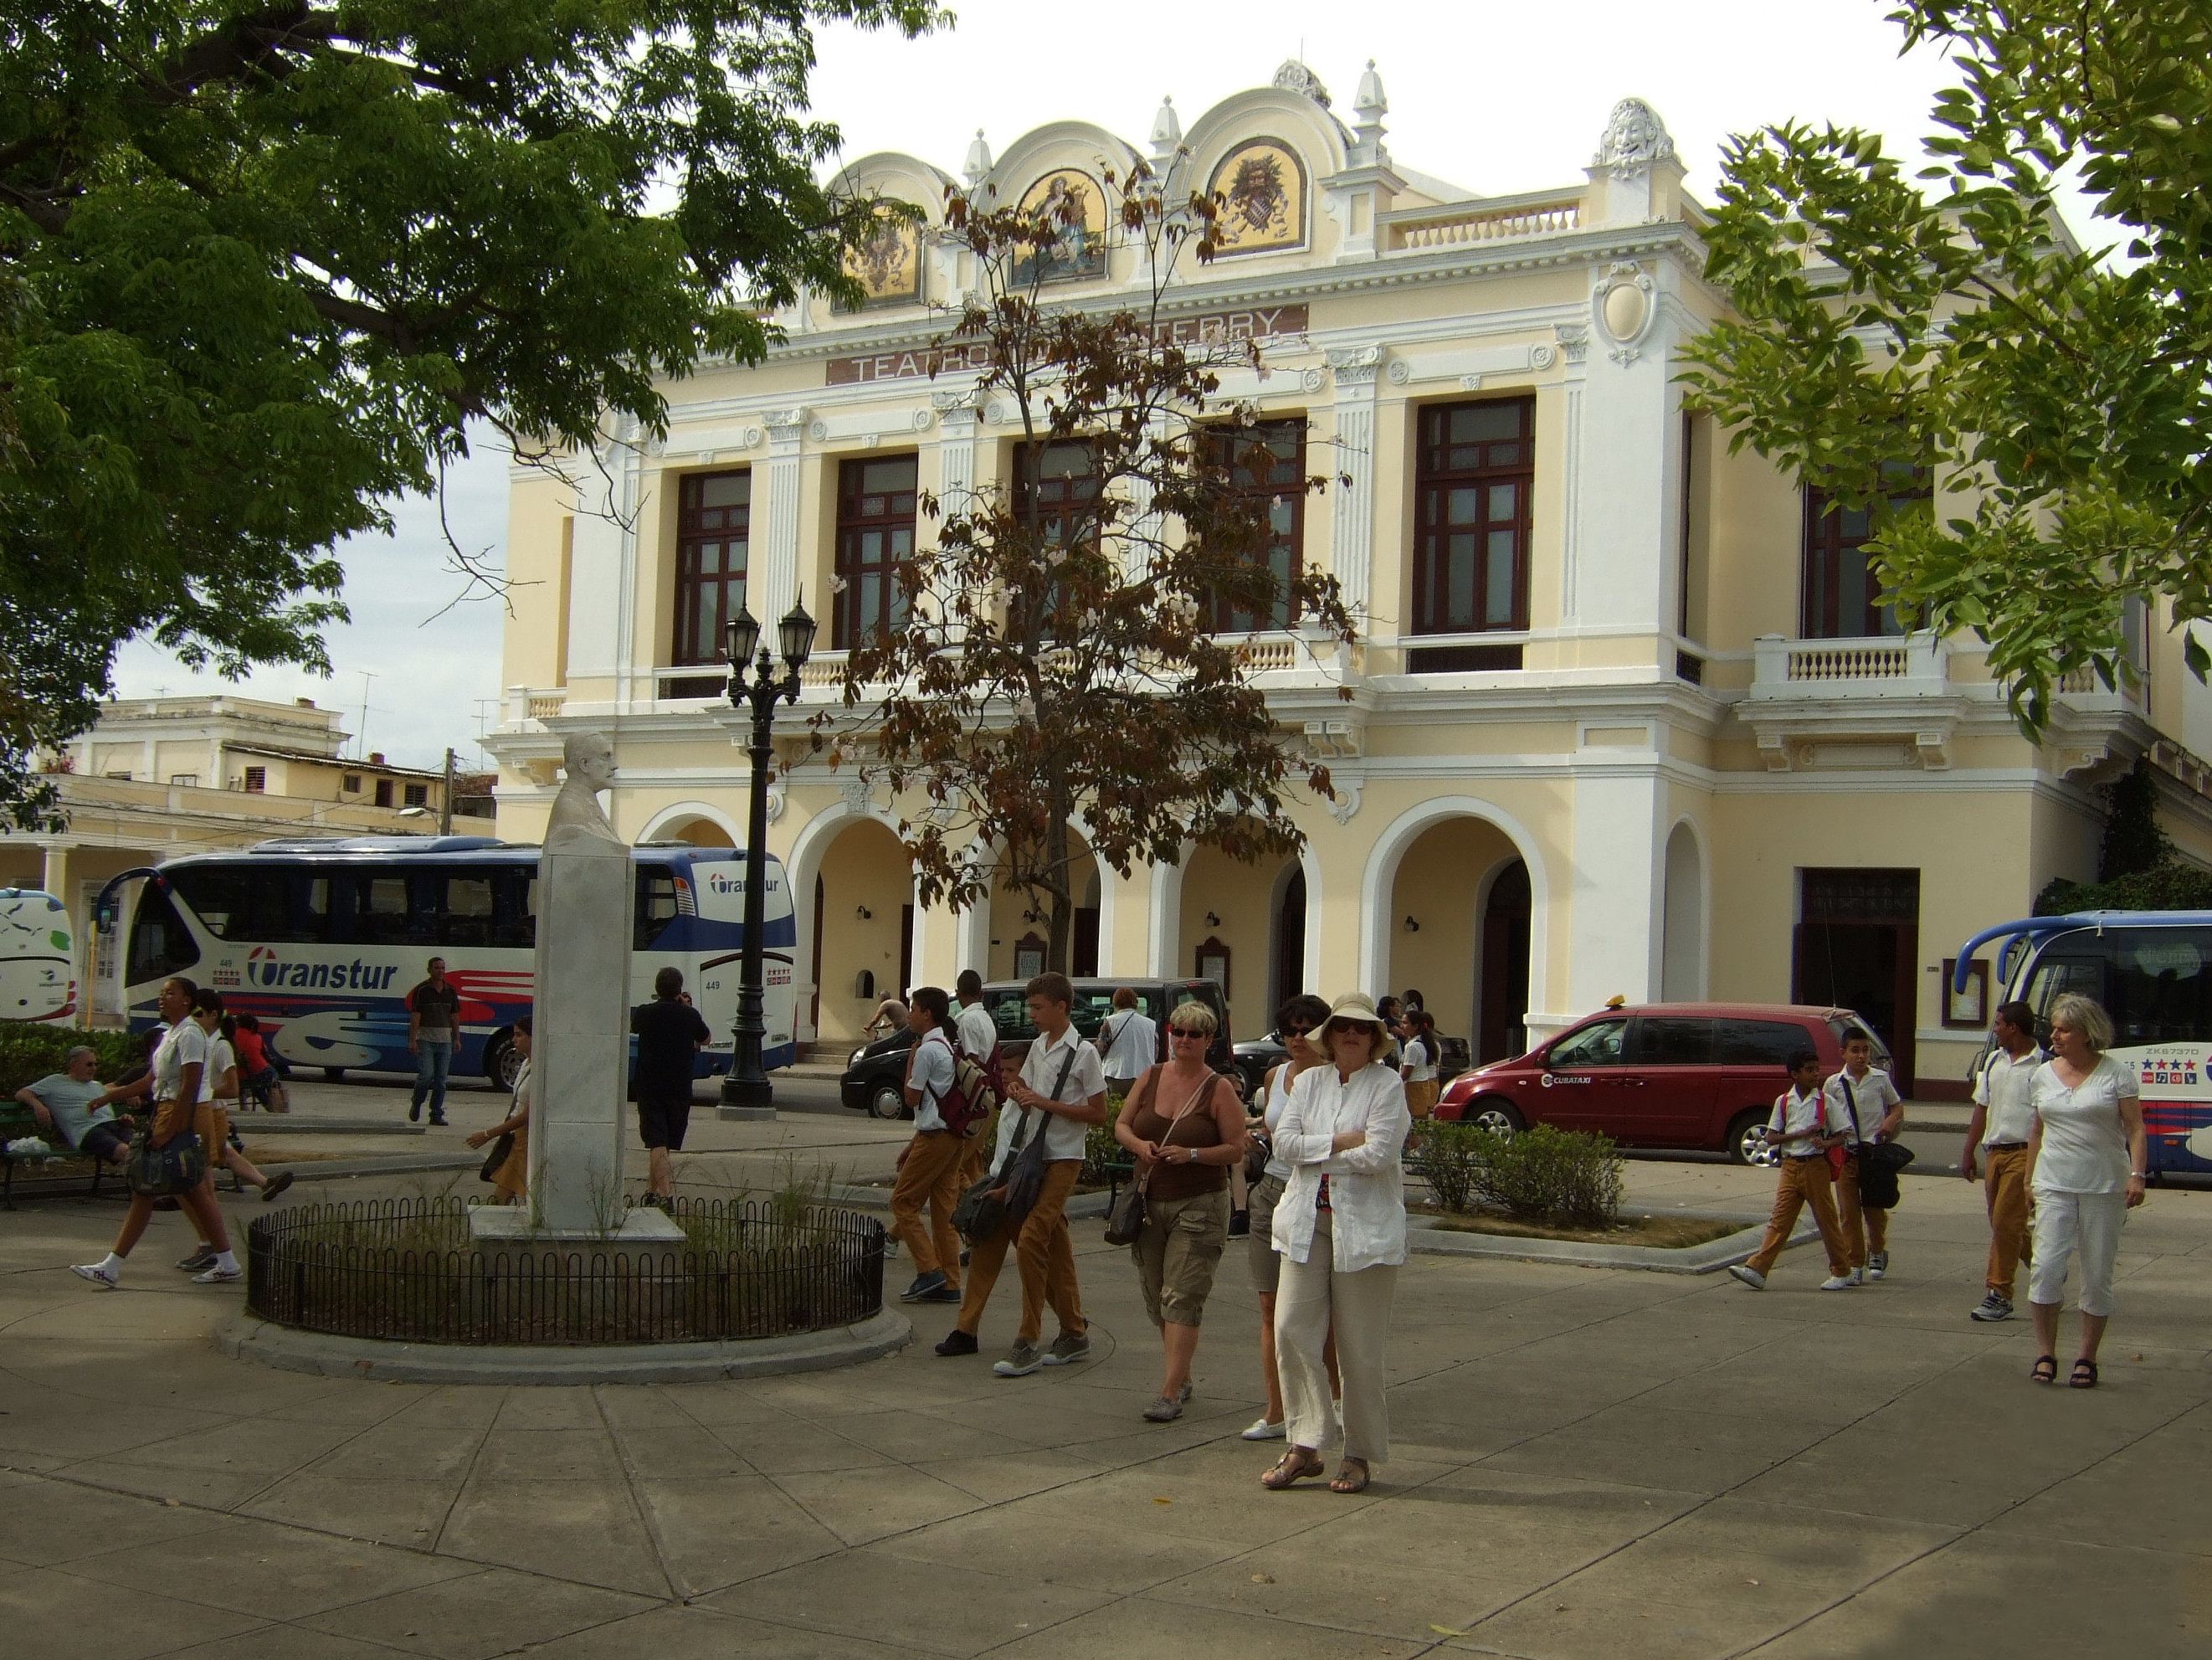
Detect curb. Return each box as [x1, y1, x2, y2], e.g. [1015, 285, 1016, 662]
[213, 1306, 914, 1386]
[827, 1182, 1112, 1220]
[1406, 1214, 1817, 1275]
[261, 1154, 485, 1183]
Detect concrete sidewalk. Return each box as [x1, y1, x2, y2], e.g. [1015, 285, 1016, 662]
[3, 1162, 2207, 1658]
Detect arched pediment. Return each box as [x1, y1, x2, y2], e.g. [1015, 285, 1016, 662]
[829, 153, 951, 306]
[1175, 86, 1350, 201]
[983, 121, 1142, 205]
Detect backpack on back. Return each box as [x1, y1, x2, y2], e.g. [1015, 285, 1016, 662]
[936, 1040, 1001, 1138]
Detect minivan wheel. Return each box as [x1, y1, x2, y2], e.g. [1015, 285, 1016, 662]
[1728, 1110, 1777, 1167]
[485, 1034, 522, 1092]
[869, 1082, 907, 1120]
[1465, 1098, 1523, 1137]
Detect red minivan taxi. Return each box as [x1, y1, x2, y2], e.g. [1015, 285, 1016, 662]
[1434, 1003, 1894, 1164]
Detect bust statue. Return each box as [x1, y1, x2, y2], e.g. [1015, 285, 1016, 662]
[546, 731, 621, 850]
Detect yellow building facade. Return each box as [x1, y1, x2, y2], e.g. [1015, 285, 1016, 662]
[487, 66, 2212, 1095]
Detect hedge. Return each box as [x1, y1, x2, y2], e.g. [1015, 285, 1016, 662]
[1415, 1120, 1625, 1231]
[0, 1025, 143, 1097]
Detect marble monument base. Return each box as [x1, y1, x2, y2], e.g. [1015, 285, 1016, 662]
[467, 1206, 685, 1246]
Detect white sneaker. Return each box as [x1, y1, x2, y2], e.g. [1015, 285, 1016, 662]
[1727, 1264, 1767, 1290]
[1850, 1268, 1867, 1286]
[69, 1262, 119, 1289]
[1819, 1274, 1858, 1291]
[191, 1265, 243, 1284]
[1867, 1252, 1889, 1281]
[1241, 1416, 1287, 1442]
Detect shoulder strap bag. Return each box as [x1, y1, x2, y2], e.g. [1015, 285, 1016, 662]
[126, 1106, 207, 1198]
[954, 1044, 1080, 1242]
[1103, 1072, 1216, 1246]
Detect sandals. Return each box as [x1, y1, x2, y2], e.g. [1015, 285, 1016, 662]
[2068, 1359, 2099, 1390]
[1260, 1450, 1324, 1490]
[2030, 1354, 2057, 1385]
[1329, 1458, 1371, 1494]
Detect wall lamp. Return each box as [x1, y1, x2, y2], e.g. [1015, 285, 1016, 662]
[1403, 914, 1420, 933]
[855, 905, 873, 921]
[1204, 911, 1222, 928]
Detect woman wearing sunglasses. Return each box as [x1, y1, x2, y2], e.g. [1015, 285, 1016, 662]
[1261, 993, 1412, 1495]
[1242, 993, 1336, 1441]
[1112, 1000, 1248, 1421]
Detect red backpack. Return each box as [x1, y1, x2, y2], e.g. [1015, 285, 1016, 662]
[928, 1036, 1001, 1138]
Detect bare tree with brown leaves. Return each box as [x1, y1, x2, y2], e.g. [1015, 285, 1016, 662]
[812, 162, 1357, 974]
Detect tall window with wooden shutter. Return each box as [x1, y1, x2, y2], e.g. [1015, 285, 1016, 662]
[833, 455, 919, 650]
[1413, 397, 1534, 635]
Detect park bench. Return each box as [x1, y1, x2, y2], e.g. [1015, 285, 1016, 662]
[0, 1101, 130, 1208]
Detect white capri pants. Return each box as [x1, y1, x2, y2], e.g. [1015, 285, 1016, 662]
[2028, 1188, 2127, 1318]
[1274, 1212, 1399, 1464]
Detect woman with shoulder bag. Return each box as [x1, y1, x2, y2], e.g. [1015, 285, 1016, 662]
[1241, 994, 1337, 1441]
[72, 976, 239, 1288]
[468, 1017, 533, 1203]
[1113, 1000, 1247, 1422]
[1261, 993, 1412, 1496]
[2024, 994, 2149, 1389]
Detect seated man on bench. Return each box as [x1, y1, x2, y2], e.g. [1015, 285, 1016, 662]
[15, 1046, 132, 1167]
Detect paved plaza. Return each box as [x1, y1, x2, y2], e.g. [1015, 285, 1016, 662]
[2, 1093, 2208, 1659]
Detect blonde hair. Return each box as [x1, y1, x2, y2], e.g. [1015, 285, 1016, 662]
[2048, 994, 2113, 1054]
[1166, 999, 1217, 1036]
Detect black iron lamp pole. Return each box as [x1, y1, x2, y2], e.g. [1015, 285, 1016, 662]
[718, 596, 817, 1113]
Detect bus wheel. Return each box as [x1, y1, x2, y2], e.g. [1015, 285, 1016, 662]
[322, 1066, 345, 1082]
[485, 1034, 523, 1092]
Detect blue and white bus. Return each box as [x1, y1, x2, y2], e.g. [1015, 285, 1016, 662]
[96, 837, 797, 1088]
[1954, 909, 2212, 1178]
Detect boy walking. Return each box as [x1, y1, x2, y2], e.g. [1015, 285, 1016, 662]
[1729, 1051, 1857, 1291]
[1830, 1032, 1906, 1281]
[954, 969, 1001, 1192]
[891, 988, 967, 1304]
[1963, 1000, 2041, 1321]
[935, 972, 1105, 1376]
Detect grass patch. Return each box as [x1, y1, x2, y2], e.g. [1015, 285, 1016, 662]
[1408, 1202, 1743, 1249]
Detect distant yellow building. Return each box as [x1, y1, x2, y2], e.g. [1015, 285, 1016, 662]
[486, 64, 2212, 1095]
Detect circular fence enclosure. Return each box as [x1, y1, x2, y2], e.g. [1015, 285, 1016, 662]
[244, 1195, 887, 1347]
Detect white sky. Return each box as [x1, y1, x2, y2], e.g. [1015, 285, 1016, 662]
[114, 0, 1989, 769]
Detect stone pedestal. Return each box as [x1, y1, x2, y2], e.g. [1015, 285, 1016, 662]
[466, 1205, 683, 1246]
[525, 830, 634, 1233]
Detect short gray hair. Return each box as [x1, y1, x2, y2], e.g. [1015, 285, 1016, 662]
[2048, 994, 2114, 1054]
[66, 1046, 95, 1066]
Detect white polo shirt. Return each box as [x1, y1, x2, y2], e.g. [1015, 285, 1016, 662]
[906, 1028, 956, 1133]
[994, 1021, 1104, 1164]
[1825, 1068, 1901, 1146]
[1973, 1046, 2040, 1146]
[956, 1001, 998, 1068]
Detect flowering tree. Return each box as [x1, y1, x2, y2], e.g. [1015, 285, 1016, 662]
[815, 165, 1356, 972]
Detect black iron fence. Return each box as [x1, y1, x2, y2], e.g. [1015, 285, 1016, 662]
[244, 1195, 885, 1345]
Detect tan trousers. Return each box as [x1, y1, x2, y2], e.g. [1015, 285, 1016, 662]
[1403, 1080, 1440, 1120]
[957, 1108, 996, 1190]
[890, 1130, 966, 1287]
[1745, 1157, 1853, 1279]
[1274, 1211, 1398, 1464]
[1835, 1155, 1890, 1267]
[1983, 1145, 2033, 1297]
[956, 1159, 1084, 1345]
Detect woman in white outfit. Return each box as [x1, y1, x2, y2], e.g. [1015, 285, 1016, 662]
[1241, 994, 1335, 1441]
[2026, 993, 2148, 1389]
[1261, 993, 1411, 1494]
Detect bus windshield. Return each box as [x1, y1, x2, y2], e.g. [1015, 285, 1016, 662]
[2025, 927, 2212, 1048]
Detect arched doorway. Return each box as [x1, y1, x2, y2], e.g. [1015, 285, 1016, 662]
[1661, 822, 1706, 1001]
[809, 817, 916, 1043]
[1270, 866, 1307, 1016]
[1478, 860, 1532, 1061]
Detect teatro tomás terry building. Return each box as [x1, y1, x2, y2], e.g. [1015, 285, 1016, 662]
[486, 60, 2212, 1096]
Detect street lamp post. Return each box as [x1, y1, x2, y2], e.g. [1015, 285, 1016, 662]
[717, 596, 817, 1115]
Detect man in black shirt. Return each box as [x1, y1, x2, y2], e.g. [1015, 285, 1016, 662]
[632, 965, 710, 1207]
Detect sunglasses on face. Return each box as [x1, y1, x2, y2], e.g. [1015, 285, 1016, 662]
[1170, 1027, 1210, 1039]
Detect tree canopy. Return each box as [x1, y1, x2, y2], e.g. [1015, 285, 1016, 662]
[0, 0, 937, 825]
[815, 168, 1355, 972]
[1680, 0, 2212, 734]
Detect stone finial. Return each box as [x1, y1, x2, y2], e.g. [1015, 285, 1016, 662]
[963, 127, 993, 188]
[1271, 59, 1332, 108]
[1150, 94, 1182, 159]
[1355, 59, 1387, 120]
[1351, 59, 1388, 167]
[1592, 96, 1677, 177]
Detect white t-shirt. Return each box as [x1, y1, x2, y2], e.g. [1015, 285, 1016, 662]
[1098, 1010, 1157, 1080]
[1973, 1047, 2042, 1147]
[200, 1036, 238, 1105]
[907, 1029, 956, 1133]
[153, 1020, 210, 1102]
[1401, 1036, 1436, 1083]
[2030, 1056, 2138, 1194]
[1825, 1069, 1901, 1146]
[993, 1023, 1105, 1164]
[1764, 1086, 1836, 1158]
[956, 1001, 998, 1069]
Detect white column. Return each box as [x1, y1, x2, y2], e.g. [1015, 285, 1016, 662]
[757, 408, 809, 626]
[1565, 766, 1665, 1009]
[1325, 347, 1384, 619]
[566, 465, 626, 685]
[1563, 263, 1676, 635]
[931, 390, 981, 513]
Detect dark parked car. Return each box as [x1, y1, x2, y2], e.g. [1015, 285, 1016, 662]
[838, 976, 1232, 1116]
[1234, 1026, 1473, 1102]
[1433, 1002, 1892, 1164]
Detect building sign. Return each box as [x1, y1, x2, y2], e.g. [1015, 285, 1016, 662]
[824, 303, 1310, 386]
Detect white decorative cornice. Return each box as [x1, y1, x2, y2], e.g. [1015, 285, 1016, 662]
[1327, 343, 1388, 387]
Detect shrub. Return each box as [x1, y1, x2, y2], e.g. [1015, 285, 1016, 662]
[1414, 1118, 1491, 1213]
[1081, 1092, 1126, 1183]
[0, 1025, 141, 1096]
[1483, 1123, 1625, 1230]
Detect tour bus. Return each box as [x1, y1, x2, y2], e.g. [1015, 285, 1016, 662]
[1953, 909, 2212, 1177]
[0, 887, 75, 1022]
[95, 837, 797, 1088]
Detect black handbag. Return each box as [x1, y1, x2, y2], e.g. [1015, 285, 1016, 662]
[954, 1046, 1079, 1243]
[126, 1119, 206, 1197]
[1836, 1076, 1914, 1206]
[479, 1131, 516, 1184]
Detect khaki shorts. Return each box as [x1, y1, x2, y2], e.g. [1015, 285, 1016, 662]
[1133, 1186, 1230, 1329]
[1246, 1172, 1287, 1296]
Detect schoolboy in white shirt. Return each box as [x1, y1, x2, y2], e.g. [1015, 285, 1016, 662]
[1830, 1032, 1906, 1281]
[1729, 1051, 1856, 1291]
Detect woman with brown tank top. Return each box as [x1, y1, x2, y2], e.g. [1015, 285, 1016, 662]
[1113, 1000, 1248, 1422]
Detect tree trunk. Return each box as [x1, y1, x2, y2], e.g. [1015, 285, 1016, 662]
[1044, 789, 1074, 974]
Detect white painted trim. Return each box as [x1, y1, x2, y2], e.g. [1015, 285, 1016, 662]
[782, 799, 911, 1045]
[636, 800, 744, 845]
[1359, 795, 1551, 1016]
[1660, 815, 1711, 1000]
[1147, 842, 1193, 977]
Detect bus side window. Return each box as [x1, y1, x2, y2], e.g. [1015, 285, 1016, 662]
[341, 875, 414, 946]
[491, 871, 536, 950]
[636, 867, 680, 952]
[279, 874, 333, 943]
[439, 872, 496, 948]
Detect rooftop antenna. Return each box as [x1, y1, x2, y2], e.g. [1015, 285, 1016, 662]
[353, 668, 377, 758]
